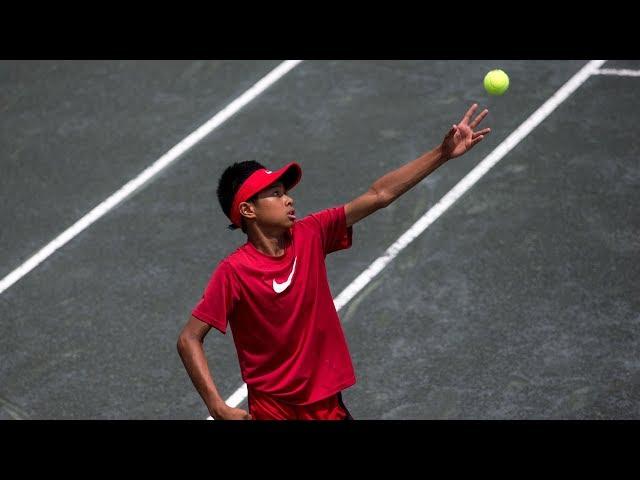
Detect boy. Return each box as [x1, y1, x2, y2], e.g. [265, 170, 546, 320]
[177, 103, 490, 420]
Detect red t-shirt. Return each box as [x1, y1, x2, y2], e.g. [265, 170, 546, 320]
[192, 205, 356, 405]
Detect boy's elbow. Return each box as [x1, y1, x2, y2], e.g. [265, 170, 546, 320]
[177, 331, 194, 355]
[376, 190, 394, 209]
[367, 186, 393, 209]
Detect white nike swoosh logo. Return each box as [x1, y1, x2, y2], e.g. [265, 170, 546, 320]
[272, 257, 297, 293]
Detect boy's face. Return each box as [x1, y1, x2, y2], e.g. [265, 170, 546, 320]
[241, 181, 296, 230]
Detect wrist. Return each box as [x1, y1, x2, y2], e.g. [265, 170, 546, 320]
[209, 397, 228, 419]
[437, 144, 451, 162]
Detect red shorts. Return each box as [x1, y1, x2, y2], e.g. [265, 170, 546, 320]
[248, 388, 353, 420]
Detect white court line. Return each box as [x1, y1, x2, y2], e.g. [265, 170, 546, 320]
[594, 68, 640, 77]
[208, 59, 607, 420]
[0, 60, 303, 296]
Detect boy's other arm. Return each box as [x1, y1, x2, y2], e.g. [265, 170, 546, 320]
[345, 103, 490, 228]
[177, 315, 252, 420]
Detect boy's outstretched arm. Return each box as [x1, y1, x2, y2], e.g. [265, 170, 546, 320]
[345, 103, 490, 228]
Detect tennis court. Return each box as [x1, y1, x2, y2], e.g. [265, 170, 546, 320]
[1, 60, 638, 419]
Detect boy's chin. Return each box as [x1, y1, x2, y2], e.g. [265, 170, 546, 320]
[273, 220, 293, 230]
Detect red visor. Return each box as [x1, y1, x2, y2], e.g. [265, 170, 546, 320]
[229, 162, 302, 228]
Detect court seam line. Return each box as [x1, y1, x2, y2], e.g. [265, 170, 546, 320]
[210, 59, 607, 420]
[0, 60, 303, 296]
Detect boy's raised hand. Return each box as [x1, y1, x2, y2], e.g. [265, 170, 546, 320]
[441, 103, 491, 160]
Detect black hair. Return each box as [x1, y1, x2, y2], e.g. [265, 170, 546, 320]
[217, 160, 266, 233]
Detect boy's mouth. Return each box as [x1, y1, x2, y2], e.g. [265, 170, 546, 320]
[287, 209, 296, 220]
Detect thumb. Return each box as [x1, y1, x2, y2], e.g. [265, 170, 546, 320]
[446, 124, 457, 137]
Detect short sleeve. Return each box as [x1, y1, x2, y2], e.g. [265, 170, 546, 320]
[306, 205, 353, 255]
[191, 260, 238, 334]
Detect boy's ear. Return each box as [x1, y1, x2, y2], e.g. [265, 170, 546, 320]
[239, 201, 257, 220]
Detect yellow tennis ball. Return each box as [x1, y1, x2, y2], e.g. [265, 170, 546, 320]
[484, 69, 509, 95]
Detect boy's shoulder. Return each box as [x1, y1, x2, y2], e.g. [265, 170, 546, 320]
[219, 244, 249, 267]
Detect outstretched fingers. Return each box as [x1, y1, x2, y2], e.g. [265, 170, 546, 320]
[470, 135, 485, 147]
[469, 109, 489, 129]
[459, 103, 478, 125]
[472, 127, 491, 138]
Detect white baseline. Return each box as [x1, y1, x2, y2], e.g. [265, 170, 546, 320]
[594, 68, 640, 77]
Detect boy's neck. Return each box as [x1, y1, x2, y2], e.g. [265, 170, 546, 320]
[246, 224, 290, 257]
